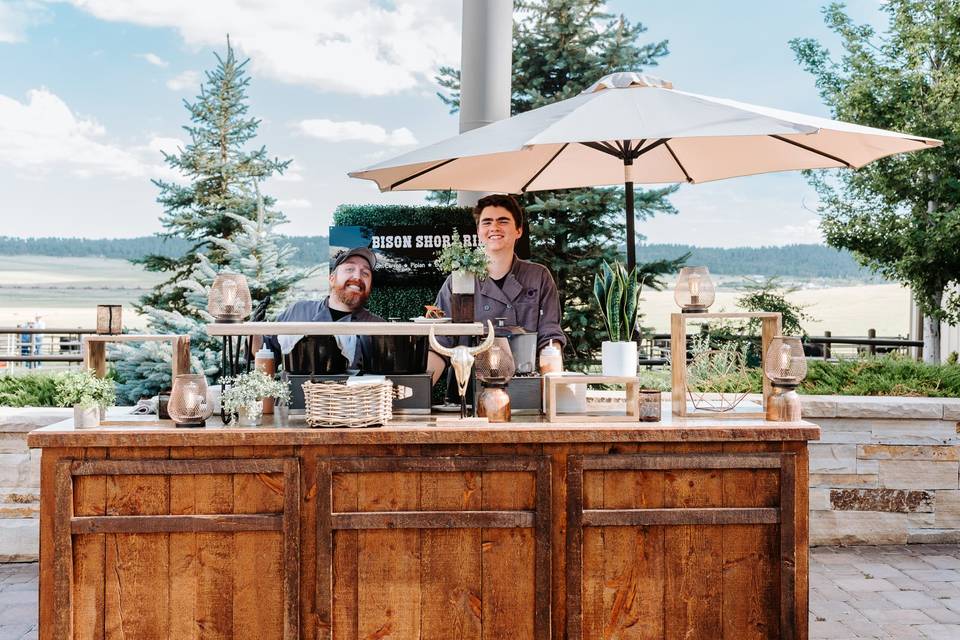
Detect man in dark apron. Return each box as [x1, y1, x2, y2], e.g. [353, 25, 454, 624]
[265, 247, 383, 370]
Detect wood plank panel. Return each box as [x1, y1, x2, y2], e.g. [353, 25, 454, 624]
[791, 443, 809, 640]
[356, 450, 421, 640]
[420, 444, 482, 640]
[233, 446, 286, 639]
[722, 443, 780, 640]
[104, 446, 170, 640]
[481, 444, 538, 640]
[73, 447, 107, 640]
[604, 444, 665, 640]
[663, 444, 723, 640]
[329, 447, 359, 640]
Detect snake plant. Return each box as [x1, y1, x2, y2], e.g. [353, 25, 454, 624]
[593, 261, 643, 342]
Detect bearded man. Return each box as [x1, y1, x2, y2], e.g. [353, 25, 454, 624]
[264, 247, 383, 369]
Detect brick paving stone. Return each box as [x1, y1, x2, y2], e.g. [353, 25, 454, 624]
[924, 607, 960, 624]
[904, 569, 960, 582]
[882, 589, 943, 609]
[924, 555, 960, 569]
[834, 576, 899, 592]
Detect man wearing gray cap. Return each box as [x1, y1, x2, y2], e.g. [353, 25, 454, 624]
[264, 247, 384, 369]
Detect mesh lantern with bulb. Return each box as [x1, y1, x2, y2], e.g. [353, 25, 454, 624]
[168, 374, 213, 428]
[208, 274, 252, 323]
[474, 338, 516, 422]
[763, 336, 807, 422]
[674, 266, 715, 313]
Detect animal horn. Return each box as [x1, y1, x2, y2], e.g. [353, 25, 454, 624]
[467, 320, 497, 355]
[428, 324, 454, 357]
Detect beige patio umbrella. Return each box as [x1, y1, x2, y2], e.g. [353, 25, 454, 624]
[349, 72, 941, 268]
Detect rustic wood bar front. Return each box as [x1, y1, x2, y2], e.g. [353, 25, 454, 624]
[28, 415, 819, 640]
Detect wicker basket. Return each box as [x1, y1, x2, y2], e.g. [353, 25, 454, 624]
[303, 380, 409, 428]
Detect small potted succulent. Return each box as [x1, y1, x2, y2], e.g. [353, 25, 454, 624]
[593, 260, 644, 376]
[435, 229, 489, 294]
[221, 369, 291, 427]
[55, 368, 116, 428]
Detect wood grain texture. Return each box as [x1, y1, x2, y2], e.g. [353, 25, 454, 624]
[72, 447, 107, 640]
[206, 321, 485, 336]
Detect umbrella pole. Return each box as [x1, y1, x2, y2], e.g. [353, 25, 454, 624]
[624, 157, 636, 270]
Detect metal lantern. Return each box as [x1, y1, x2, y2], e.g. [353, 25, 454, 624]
[96, 305, 123, 335]
[673, 266, 715, 313]
[763, 336, 807, 422]
[168, 374, 212, 428]
[474, 338, 516, 422]
[208, 274, 252, 323]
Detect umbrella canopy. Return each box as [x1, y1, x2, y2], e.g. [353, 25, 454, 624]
[349, 72, 941, 267]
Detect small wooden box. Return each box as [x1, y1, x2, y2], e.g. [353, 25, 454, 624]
[670, 312, 781, 418]
[544, 375, 640, 422]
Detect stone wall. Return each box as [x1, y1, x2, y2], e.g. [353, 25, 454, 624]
[0, 408, 68, 561]
[804, 396, 960, 546]
[2, 398, 959, 558]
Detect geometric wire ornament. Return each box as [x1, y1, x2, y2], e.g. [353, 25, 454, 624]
[686, 348, 751, 412]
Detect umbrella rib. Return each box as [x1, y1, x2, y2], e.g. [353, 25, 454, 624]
[633, 138, 670, 159]
[664, 141, 694, 183]
[769, 134, 855, 169]
[580, 141, 624, 159]
[521, 143, 569, 193]
[389, 157, 458, 190]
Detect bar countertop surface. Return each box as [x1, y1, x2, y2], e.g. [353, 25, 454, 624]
[27, 408, 820, 447]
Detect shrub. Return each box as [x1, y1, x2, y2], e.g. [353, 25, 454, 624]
[0, 373, 59, 407]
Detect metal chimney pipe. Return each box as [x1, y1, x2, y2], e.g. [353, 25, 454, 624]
[457, 0, 513, 206]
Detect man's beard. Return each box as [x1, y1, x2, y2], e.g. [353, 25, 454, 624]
[332, 278, 370, 309]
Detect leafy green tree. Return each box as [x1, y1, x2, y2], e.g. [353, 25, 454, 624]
[437, 0, 682, 358]
[737, 277, 816, 338]
[136, 37, 293, 315]
[790, 1, 960, 362]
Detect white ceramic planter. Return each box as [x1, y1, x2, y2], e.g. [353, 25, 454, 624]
[601, 341, 638, 377]
[451, 270, 475, 295]
[73, 405, 100, 429]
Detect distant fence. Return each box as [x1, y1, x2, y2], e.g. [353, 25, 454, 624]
[0, 327, 98, 369]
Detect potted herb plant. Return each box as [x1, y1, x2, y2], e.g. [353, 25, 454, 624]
[221, 369, 291, 427]
[55, 368, 116, 428]
[435, 229, 489, 294]
[593, 261, 643, 376]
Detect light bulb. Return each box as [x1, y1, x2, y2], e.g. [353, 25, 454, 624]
[490, 346, 502, 373]
[777, 343, 793, 378]
[688, 272, 701, 305]
[222, 279, 238, 313]
[182, 382, 202, 416]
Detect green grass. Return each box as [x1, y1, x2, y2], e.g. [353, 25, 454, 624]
[801, 357, 960, 397]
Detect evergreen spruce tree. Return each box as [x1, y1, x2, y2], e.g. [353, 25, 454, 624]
[137, 37, 292, 314]
[114, 40, 314, 402]
[437, 0, 685, 358]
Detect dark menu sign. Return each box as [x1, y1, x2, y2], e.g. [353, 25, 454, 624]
[330, 225, 530, 287]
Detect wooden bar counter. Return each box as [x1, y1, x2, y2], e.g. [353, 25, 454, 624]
[28, 413, 819, 640]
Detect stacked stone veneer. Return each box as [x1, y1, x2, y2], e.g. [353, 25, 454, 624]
[2, 398, 960, 559]
[0, 408, 63, 561]
[804, 396, 960, 546]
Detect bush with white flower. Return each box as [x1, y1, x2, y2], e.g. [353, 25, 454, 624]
[221, 369, 290, 420]
[434, 229, 489, 279]
[54, 369, 116, 409]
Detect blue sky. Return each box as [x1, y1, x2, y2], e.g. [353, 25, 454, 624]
[0, 0, 889, 246]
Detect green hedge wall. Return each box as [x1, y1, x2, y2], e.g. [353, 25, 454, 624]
[333, 204, 475, 320]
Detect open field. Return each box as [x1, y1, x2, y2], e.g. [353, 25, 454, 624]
[0, 255, 911, 337]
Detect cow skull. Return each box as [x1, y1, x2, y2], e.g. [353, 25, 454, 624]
[429, 320, 496, 399]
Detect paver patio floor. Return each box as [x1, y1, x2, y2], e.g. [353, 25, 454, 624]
[1, 545, 959, 639]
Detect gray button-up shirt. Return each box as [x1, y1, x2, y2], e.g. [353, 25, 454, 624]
[263, 298, 384, 368]
[434, 257, 566, 350]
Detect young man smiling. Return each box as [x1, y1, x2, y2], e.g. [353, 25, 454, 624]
[428, 194, 566, 382]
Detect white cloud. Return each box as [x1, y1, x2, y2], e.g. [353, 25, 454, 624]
[60, 0, 461, 96]
[297, 119, 417, 147]
[276, 198, 311, 209]
[137, 52, 168, 67]
[165, 70, 200, 92]
[0, 0, 48, 43]
[145, 135, 185, 157]
[0, 88, 151, 178]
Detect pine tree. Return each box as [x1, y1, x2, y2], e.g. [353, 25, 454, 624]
[114, 40, 315, 402]
[436, 0, 684, 358]
[136, 37, 292, 314]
